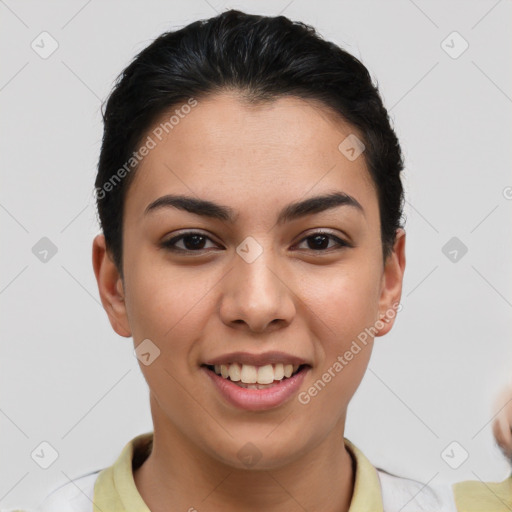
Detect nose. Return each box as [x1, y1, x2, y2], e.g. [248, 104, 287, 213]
[219, 241, 296, 333]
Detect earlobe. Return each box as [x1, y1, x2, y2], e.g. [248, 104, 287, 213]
[92, 234, 131, 338]
[375, 228, 406, 338]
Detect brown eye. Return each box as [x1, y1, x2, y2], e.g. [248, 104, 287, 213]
[161, 232, 218, 252]
[295, 232, 349, 252]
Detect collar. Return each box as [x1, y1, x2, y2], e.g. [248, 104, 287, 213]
[92, 432, 384, 512]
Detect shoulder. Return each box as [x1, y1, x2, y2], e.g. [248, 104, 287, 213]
[451, 473, 512, 511]
[376, 467, 458, 512]
[34, 470, 100, 512]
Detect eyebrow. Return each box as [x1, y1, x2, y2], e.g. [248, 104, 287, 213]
[144, 191, 365, 224]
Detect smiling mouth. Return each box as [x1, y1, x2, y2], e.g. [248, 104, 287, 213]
[203, 363, 308, 389]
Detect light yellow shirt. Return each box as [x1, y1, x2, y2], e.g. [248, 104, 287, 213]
[92, 432, 385, 511]
[29, 431, 512, 512]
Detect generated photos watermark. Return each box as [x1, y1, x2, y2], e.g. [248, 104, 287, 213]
[94, 97, 198, 201]
[298, 301, 403, 405]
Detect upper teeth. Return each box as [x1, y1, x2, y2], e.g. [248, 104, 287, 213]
[213, 363, 299, 384]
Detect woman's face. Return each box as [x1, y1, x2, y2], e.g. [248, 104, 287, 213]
[94, 92, 405, 469]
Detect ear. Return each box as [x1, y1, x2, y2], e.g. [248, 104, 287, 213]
[92, 234, 131, 337]
[374, 228, 406, 337]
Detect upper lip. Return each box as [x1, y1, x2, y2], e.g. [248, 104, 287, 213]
[203, 351, 310, 367]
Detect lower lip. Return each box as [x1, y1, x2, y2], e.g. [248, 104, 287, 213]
[202, 366, 309, 411]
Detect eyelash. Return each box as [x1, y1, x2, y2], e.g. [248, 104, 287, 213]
[161, 231, 350, 254]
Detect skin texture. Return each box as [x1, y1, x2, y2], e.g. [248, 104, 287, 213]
[92, 92, 406, 512]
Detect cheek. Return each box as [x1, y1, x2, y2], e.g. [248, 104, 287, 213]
[296, 270, 378, 422]
[300, 264, 381, 343]
[122, 263, 211, 407]
[297, 264, 381, 395]
[122, 256, 226, 400]
[123, 252, 209, 342]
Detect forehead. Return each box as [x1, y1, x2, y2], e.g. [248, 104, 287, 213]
[125, 92, 378, 224]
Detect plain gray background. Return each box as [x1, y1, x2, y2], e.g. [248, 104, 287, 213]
[1, 0, 511, 509]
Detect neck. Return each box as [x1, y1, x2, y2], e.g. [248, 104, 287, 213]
[134, 396, 355, 512]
